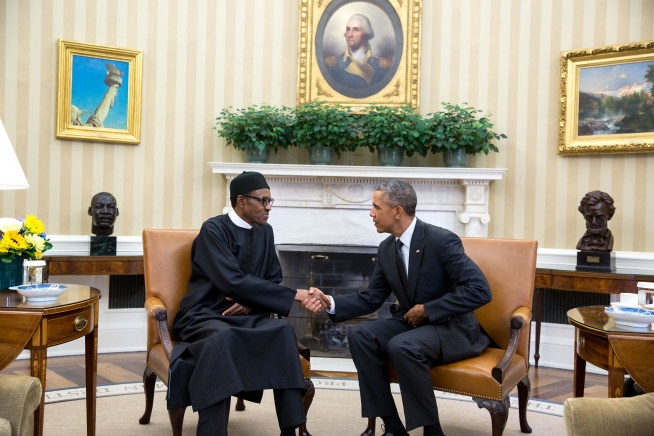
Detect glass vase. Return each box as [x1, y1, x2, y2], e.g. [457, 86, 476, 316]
[443, 149, 469, 168]
[308, 144, 334, 165]
[244, 145, 270, 163]
[377, 146, 405, 166]
[0, 257, 24, 291]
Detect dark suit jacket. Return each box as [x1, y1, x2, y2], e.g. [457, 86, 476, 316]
[331, 219, 492, 364]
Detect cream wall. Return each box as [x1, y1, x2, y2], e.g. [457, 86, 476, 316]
[1, 0, 653, 251]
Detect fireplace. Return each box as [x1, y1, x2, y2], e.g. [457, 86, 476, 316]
[277, 244, 394, 358]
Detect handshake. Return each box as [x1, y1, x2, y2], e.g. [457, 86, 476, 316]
[295, 287, 332, 314]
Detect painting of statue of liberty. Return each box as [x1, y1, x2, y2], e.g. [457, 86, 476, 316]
[71, 56, 130, 130]
[578, 61, 654, 136]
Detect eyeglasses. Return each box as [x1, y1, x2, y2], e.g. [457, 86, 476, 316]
[243, 195, 275, 207]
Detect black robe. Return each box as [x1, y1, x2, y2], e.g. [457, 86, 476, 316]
[167, 214, 305, 412]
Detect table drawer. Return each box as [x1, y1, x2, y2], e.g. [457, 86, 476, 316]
[47, 307, 93, 345]
[577, 330, 610, 371]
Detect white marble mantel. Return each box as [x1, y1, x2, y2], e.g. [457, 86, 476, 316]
[209, 163, 507, 246]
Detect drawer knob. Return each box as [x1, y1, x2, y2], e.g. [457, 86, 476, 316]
[579, 336, 585, 349]
[74, 315, 88, 332]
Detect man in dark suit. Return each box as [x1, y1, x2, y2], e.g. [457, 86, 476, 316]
[304, 180, 492, 436]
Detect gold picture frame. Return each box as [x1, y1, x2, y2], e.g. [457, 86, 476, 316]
[559, 39, 654, 155]
[297, 0, 422, 110]
[56, 39, 143, 144]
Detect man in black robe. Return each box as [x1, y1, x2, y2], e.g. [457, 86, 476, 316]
[168, 171, 327, 436]
[304, 180, 492, 436]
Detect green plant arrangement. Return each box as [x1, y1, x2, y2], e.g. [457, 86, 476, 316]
[293, 101, 360, 165]
[359, 104, 429, 166]
[215, 104, 293, 163]
[426, 102, 506, 167]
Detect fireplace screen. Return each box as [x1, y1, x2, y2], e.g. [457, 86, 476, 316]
[277, 244, 396, 358]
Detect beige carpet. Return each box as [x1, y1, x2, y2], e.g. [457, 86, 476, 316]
[43, 384, 566, 435]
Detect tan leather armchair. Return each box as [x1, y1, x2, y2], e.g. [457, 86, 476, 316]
[0, 374, 42, 436]
[363, 237, 538, 436]
[138, 229, 314, 436]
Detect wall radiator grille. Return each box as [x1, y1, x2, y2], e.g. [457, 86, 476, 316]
[109, 275, 145, 309]
[533, 289, 610, 324]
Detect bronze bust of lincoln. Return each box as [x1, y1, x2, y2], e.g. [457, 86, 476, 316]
[576, 190, 615, 252]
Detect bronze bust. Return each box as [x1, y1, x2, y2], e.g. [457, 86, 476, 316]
[88, 192, 119, 236]
[576, 190, 615, 252]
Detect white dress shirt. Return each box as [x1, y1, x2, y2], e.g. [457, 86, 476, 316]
[326, 217, 418, 314]
[228, 210, 252, 229]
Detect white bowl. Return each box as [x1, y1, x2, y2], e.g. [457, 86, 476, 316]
[605, 307, 654, 328]
[10, 284, 68, 302]
[610, 301, 641, 309]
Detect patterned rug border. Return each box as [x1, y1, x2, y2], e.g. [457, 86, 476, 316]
[45, 378, 563, 417]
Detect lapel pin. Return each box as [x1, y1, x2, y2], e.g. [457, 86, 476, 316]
[416, 250, 420, 253]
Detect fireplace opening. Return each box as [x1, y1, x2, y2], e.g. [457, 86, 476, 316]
[277, 244, 396, 358]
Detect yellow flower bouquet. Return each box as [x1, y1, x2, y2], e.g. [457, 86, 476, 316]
[0, 215, 53, 263]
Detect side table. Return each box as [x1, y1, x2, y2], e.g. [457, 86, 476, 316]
[534, 266, 654, 367]
[0, 285, 101, 436]
[567, 305, 654, 398]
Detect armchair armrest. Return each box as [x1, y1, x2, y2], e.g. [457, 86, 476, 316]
[491, 306, 532, 384]
[144, 296, 174, 361]
[0, 375, 42, 436]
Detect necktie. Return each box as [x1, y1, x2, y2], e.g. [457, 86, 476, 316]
[395, 239, 409, 292]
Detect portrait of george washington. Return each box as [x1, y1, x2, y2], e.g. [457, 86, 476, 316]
[315, 0, 403, 99]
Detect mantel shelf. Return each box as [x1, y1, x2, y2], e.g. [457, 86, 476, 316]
[209, 162, 507, 243]
[209, 162, 507, 181]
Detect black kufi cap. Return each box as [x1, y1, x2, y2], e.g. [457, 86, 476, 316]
[229, 171, 270, 198]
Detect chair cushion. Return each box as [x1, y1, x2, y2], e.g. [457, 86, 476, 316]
[386, 348, 528, 400]
[148, 343, 312, 387]
[147, 343, 172, 385]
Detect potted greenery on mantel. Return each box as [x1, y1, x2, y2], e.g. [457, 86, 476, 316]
[293, 101, 359, 165]
[360, 104, 429, 166]
[426, 103, 506, 168]
[214, 105, 293, 163]
[215, 101, 505, 167]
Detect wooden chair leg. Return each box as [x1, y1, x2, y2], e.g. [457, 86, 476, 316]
[168, 407, 186, 436]
[361, 417, 376, 436]
[235, 397, 246, 411]
[473, 396, 510, 436]
[298, 379, 315, 436]
[139, 366, 157, 424]
[517, 375, 532, 433]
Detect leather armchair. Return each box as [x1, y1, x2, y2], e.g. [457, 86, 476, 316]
[363, 237, 538, 436]
[138, 229, 314, 436]
[0, 374, 42, 436]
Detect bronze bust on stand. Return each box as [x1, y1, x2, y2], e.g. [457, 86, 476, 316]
[88, 192, 119, 256]
[575, 190, 616, 272]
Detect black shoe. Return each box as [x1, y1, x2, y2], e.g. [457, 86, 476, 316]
[381, 424, 410, 436]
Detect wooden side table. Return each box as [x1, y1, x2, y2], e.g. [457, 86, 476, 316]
[534, 266, 654, 367]
[567, 305, 654, 398]
[0, 285, 101, 436]
[43, 255, 144, 278]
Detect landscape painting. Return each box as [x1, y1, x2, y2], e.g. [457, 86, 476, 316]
[578, 61, 654, 136]
[558, 40, 654, 155]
